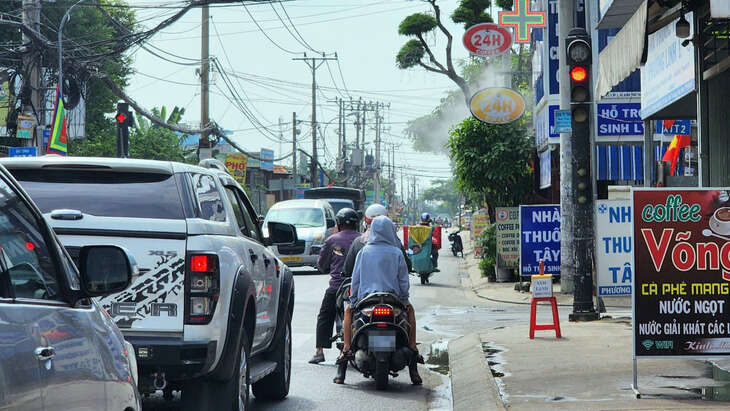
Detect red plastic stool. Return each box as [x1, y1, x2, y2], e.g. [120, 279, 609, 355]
[529, 296, 562, 339]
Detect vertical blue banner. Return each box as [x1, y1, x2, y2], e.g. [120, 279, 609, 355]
[519, 204, 561, 277]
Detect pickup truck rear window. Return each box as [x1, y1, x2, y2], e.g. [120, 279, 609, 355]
[11, 169, 185, 220]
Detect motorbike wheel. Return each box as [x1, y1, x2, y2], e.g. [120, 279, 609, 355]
[374, 360, 389, 390]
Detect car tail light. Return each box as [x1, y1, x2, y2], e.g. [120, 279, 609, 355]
[185, 254, 219, 324]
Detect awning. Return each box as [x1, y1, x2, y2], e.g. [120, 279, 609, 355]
[597, 0, 645, 29]
[595, 0, 647, 99]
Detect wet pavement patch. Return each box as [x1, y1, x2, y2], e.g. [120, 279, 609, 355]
[426, 340, 450, 375]
[482, 343, 505, 378]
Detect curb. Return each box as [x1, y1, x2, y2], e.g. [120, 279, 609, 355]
[448, 333, 506, 411]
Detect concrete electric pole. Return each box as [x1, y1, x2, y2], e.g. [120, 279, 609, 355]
[292, 112, 298, 197]
[199, 4, 211, 159]
[293, 54, 337, 188]
[558, 0, 575, 293]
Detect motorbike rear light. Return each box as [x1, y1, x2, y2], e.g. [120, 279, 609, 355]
[373, 306, 393, 316]
[186, 254, 220, 325]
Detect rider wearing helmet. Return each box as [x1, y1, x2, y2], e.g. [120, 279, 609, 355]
[309, 208, 361, 365]
[335, 208, 422, 385]
[419, 212, 441, 272]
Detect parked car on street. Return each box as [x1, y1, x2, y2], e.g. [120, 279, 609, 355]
[1, 156, 298, 410]
[263, 199, 337, 268]
[0, 162, 140, 411]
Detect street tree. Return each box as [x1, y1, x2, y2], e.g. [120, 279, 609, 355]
[446, 116, 534, 221]
[396, 0, 513, 106]
[421, 178, 459, 215]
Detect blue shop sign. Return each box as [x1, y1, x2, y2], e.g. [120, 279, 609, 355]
[519, 204, 561, 277]
[655, 120, 691, 136]
[597, 103, 644, 136]
[8, 147, 37, 157]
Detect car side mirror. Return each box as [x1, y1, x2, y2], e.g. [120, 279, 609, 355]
[78, 246, 137, 298]
[265, 221, 298, 246]
[326, 219, 336, 229]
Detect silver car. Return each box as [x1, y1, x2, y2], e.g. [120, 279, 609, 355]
[0, 165, 140, 410]
[264, 199, 337, 268]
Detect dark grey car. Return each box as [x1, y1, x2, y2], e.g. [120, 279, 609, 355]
[0, 165, 140, 410]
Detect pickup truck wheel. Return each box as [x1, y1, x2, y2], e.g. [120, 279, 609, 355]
[181, 329, 250, 411]
[252, 312, 291, 400]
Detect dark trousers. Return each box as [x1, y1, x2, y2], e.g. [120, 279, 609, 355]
[431, 247, 439, 268]
[316, 288, 338, 348]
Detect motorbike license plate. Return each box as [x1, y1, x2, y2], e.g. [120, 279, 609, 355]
[368, 331, 396, 352]
[280, 256, 302, 262]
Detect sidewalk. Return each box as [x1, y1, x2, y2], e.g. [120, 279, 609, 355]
[450, 233, 730, 410]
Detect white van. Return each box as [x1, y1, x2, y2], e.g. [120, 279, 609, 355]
[264, 199, 337, 268]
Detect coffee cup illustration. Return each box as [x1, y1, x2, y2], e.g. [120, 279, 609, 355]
[710, 207, 730, 235]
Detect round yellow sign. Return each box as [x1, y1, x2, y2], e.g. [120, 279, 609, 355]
[469, 87, 526, 124]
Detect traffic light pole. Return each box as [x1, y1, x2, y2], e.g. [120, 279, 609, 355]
[566, 28, 599, 322]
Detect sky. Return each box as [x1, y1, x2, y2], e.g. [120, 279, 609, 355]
[125, 0, 482, 196]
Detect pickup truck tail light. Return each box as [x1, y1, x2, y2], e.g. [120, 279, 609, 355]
[185, 254, 220, 324]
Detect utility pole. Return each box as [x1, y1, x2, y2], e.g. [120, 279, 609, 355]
[374, 107, 381, 205]
[558, 0, 575, 293]
[22, 0, 41, 147]
[293, 53, 337, 187]
[292, 112, 298, 198]
[199, 4, 211, 159]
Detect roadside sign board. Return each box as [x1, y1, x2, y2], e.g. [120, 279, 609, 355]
[519, 204, 560, 277]
[634, 188, 730, 357]
[531, 274, 553, 298]
[8, 147, 37, 157]
[260, 148, 274, 171]
[554, 110, 572, 133]
[539, 150, 551, 189]
[472, 210, 489, 256]
[595, 199, 632, 296]
[224, 153, 248, 186]
[469, 87, 526, 124]
[462, 23, 512, 57]
[597, 103, 643, 136]
[495, 207, 520, 268]
[655, 120, 691, 136]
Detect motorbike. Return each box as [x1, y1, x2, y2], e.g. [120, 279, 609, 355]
[332, 278, 351, 351]
[449, 230, 463, 257]
[347, 292, 414, 390]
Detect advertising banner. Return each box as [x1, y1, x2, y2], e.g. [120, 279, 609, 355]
[634, 189, 730, 357]
[641, 13, 694, 119]
[260, 148, 274, 171]
[495, 207, 520, 268]
[595, 199, 632, 296]
[224, 153, 248, 186]
[655, 120, 691, 136]
[539, 150, 551, 189]
[597, 103, 644, 136]
[519, 204, 560, 277]
[472, 210, 489, 256]
[470, 87, 526, 124]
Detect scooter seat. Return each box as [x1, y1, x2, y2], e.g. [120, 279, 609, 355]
[355, 292, 407, 310]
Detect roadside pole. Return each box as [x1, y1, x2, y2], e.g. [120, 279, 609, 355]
[292, 112, 298, 199]
[558, 0, 575, 293]
[23, 0, 41, 148]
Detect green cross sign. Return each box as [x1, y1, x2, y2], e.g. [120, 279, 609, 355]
[499, 0, 546, 43]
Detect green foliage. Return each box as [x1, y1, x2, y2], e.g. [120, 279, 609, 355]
[447, 117, 534, 208]
[421, 178, 459, 214]
[451, 0, 493, 29]
[477, 224, 497, 280]
[398, 13, 438, 36]
[70, 106, 194, 163]
[396, 39, 426, 69]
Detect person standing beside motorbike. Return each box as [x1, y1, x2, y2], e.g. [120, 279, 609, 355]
[336, 216, 422, 385]
[309, 208, 362, 364]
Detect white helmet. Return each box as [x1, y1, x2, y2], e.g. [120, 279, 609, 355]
[365, 203, 387, 221]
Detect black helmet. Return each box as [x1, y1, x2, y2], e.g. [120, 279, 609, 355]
[336, 208, 359, 228]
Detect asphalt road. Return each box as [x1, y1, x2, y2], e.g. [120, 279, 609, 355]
[143, 236, 540, 410]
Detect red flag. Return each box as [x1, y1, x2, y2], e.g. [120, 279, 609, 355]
[661, 134, 691, 175]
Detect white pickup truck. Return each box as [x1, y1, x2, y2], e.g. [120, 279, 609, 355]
[1, 156, 297, 410]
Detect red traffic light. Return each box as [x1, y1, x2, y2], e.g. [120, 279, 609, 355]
[570, 66, 588, 82]
[115, 112, 127, 124]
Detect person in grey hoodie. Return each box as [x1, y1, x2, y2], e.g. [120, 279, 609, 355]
[334, 216, 422, 385]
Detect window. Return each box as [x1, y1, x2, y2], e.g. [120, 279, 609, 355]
[225, 187, 248, 234]
[0, 180, 61, 301]
[191, 174, 226, 222]
[265, 207, 324, 228]
[12, 169, 185, 219]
